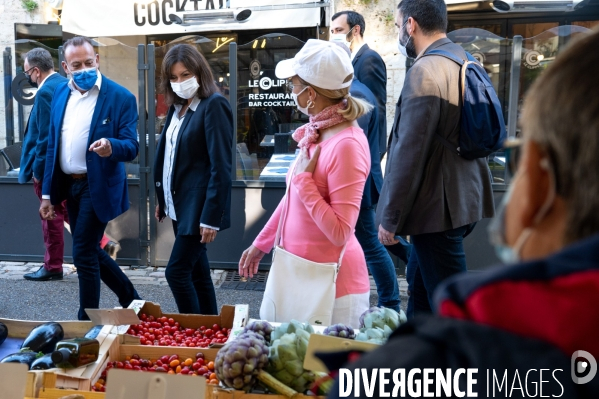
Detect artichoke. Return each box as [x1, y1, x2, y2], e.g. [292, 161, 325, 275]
[215, 331, 269, 391]
[243, 320, 274, 343]
[323, 323, 356, 339]
[267, 320, 318, 393]
[359, 306, 407, 331]
[215, 331, 299, 397]
[270, 319, 314, 344]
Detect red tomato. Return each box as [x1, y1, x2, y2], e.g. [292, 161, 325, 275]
[212, 324, 220, 331]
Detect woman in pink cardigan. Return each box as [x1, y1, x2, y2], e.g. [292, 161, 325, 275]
[239, 39, 373, 326]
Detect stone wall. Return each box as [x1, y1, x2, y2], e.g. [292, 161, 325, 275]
[0, 0, 52, 148]
[332, 0, 406, 138]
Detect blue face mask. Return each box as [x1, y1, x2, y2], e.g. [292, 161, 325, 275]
[488, 159, 555, 264]
[70, 67, 98, 91]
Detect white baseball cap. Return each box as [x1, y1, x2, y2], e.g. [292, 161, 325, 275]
[275, 39, 354, 90]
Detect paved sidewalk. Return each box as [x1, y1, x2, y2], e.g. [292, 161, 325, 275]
[0, 261, 408, 301]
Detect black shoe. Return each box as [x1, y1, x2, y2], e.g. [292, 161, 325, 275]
[103, 241, 121, 260]
[24, 266, 63, 281]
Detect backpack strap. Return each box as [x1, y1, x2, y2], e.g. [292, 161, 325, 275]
[420, 48, 470, 157]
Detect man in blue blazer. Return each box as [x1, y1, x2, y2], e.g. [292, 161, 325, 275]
[331, 10, 388, 159]
[19, 48, 68, 281]
[40, 36, 141, 320]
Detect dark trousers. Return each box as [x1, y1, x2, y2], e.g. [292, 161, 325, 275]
[406, 223, 476, 319]
[66, 178, 141, 320]
[34, 180, 67, 272]
[165, 221, 218, 315]
[355, 205, 400, 311]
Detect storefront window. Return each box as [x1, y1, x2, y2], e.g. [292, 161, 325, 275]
[235, 33, 307, 182]
[573, 20, 599, 29]
[511, 22, 559, 38]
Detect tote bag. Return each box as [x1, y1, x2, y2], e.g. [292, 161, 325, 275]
[259, 162, 346, 325]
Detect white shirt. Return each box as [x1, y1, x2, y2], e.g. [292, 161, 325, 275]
[36, 71, 55, 90]
[42, 72, 101, 200]
[161, 97, 218, 231]
[59, 72, 102, 175]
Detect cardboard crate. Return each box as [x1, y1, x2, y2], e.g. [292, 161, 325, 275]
[0, 317, 97, 398]
[88, 302, 249, 347]
[39, 338, 220, 399]
[207, 387, 325, 399]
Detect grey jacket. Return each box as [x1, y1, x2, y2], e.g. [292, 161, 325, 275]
[375, 38, 495, 236]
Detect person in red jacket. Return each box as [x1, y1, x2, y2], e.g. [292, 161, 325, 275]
[326, 24, 599, 399]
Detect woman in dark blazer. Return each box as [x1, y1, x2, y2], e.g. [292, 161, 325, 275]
[154, 44, 233, 315]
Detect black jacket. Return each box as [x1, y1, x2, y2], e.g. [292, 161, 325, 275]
[351, 79, 383, 209]
[327, 316, 599, 398]
[154, 93, 233, 235]
[352, 44, 387, 159]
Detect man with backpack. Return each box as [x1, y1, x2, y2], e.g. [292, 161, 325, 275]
[376, 0, 497, 317]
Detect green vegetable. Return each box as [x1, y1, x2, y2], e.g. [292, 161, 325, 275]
[267, 320, 318, 393]
[215, 331, 294, 396]
[359, 306, 407, 331]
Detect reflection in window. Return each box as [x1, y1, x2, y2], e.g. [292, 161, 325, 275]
[573, 20, 599, 29]
[236, 34, 309, 182]
[512, 22, 559, 38]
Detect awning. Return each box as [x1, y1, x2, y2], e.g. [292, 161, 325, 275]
[61, 0, 324, 37]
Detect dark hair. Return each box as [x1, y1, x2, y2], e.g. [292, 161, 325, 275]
[397, 0, 447, 35]
[23, 48, 54, 72]
[160, 44, 218, 106]
[63, 36, 95, 53]
[332, 10, 366, 37]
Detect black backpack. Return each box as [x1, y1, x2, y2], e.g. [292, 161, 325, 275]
[425, 49, 507, 160]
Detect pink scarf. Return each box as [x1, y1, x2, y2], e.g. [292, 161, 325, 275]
[293, 100, 348, 149]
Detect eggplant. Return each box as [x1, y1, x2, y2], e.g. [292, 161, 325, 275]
[1, 351, 39, 368]
[31, 353, 55, 370]
[0, 322, 7, 345]
[21, 322, 64, 354]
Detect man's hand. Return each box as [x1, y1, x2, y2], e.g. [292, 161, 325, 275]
[89, 138, 112, 157]
[294, 145, 321, 175]
[40, 199, 55, 220]
[155, 205, 165, 222]
[239, 245, 266, 279]
[33, 177, 40, 184]
[378, 224, 399, 246]
[200, 227, 217, 244]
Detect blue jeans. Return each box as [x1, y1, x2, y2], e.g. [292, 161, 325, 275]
[355, 205, 400, 311]
[66, 178, 141, 320]
[406, 223, 476, 319]
[165, 221, 218, 315]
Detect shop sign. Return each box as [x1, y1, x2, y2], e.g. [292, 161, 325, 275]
[247, 77, 294, 107]
[61, 0, 322, 37]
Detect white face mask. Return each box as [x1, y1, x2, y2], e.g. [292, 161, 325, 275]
[171, 76, 199, 99]
[488, 159, 556, 264]
[329, 26, 354, 48]
[291, 86, 310, 115]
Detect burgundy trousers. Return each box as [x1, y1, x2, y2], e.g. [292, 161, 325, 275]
[33, 180, 68, 272]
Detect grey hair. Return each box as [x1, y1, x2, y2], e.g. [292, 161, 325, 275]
[522, 29, 599, 245]
[23, 48, 54, 72]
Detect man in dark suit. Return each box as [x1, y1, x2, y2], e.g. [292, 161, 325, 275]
[19, 48, 68, 281]
[40, 36, 141, 320]
[376, 0, 494, 317]
[331, 10, 387, 159]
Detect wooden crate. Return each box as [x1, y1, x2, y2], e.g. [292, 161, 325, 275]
[38, 338, 220, 398]
[0, 317, 96, 398]
[208, 387, 325, 399]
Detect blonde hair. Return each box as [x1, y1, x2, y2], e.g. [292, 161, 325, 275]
[298, 77, 373, 121]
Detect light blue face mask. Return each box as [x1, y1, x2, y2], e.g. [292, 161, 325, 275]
[70, 67, 98, 91]
[488, 158, 555, 264]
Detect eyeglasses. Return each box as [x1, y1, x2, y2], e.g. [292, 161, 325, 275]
[24, 66, 37, 77]
[286, 81, 306, 91]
